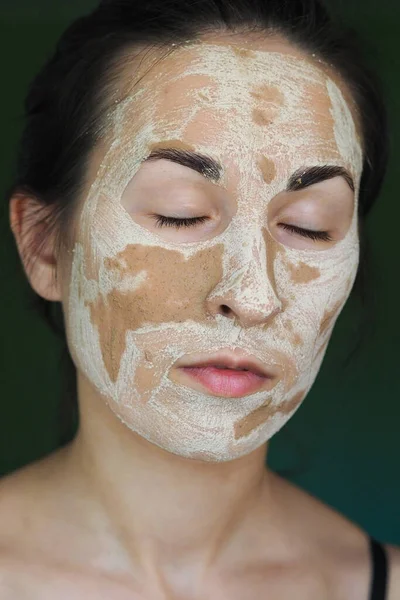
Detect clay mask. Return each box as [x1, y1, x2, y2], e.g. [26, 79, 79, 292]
[65, 42, 363, 462]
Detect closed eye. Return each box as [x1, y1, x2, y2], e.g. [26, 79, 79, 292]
[151, 215, 332, 243]
[152, 215, 210, 229]
[279, 223, 332, 242]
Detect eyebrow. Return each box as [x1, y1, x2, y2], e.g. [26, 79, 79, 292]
[287, 165, 355, 192]
[144, 147, 355, 192]
[144, 147, 223, 183]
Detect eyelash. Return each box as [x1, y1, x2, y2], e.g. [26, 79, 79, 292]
[153, 215, 210, 229]
[279, 223, 333, 242]
[152, 215, 332, 242]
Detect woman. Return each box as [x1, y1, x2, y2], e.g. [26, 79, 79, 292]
[1, 0, 399, 597]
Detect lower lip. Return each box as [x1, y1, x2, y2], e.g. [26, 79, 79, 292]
[180, 366, 269, 397]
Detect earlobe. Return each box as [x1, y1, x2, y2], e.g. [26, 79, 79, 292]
[9, 194, 62, 302]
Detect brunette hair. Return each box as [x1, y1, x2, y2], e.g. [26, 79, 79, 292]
[4, 0, 389, 455]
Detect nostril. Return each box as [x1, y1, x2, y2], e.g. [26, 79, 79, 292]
[220, 305, 231, 315]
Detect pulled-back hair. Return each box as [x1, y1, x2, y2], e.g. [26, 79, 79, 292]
[4, 0, 389, 450]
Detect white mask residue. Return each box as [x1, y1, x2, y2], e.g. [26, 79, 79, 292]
[65, 44, 363, 461]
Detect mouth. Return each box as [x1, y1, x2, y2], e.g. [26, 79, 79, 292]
[173, 350, 279, 398]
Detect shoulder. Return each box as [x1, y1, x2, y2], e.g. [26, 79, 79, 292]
[0, 449, 72, 558]
[0, 465, 40, 550]
[0, 456, 140, 600]
[386, 544, 400, 600]
[266, 473, 394, 599]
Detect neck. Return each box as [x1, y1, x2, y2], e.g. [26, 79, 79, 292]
[65, 373, 275, 587]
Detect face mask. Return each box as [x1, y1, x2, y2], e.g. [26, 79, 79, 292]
[65, 42, 363, 462]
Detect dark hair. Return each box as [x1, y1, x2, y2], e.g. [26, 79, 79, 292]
[4, 0, 389, 456]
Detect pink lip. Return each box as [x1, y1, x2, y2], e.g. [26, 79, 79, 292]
[180, 366, 269, 397]
[174, 349, 279, 398]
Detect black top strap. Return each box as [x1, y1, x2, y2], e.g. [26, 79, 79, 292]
[369, 536, 389, 600]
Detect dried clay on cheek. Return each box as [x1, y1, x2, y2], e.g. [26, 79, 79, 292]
[67, 44, 363, 461]
[86, 243, 224, 383]
[287, 262, 321, 284]
[319, 299, 344, 337]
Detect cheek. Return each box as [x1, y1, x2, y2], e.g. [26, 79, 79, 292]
[275, 251, 357, 360]
[83, 243, 224, 383]
[316, 270, 356, 339]
[287, 262, 321, 285]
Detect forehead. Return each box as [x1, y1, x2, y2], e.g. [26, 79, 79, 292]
[115, 41, 362, 185]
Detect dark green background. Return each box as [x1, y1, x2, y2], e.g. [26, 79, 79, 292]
[1, 1, 399, 544]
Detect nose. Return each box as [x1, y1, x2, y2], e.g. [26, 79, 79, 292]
[206, 229, 282, 328]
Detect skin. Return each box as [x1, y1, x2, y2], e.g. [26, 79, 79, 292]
[4, 32, 400, 599]
[60, 30, 361, 463]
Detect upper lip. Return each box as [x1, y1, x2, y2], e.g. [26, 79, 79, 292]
[177, 350, 277, 379]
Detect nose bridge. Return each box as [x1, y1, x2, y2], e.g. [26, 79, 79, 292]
[237, 226, 280, 306]
[207, 224, 282, 325]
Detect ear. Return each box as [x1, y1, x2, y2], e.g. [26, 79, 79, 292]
[9, 194, 62, 302]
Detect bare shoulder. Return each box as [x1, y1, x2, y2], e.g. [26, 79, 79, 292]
[267, 473, 396, 600]
[0, 455, 64, 598]
[386, 544, 400, 600]
[0, 450, 67, 544]
[0, 460, 48, 546]
[0, 446, 81, 569]
[0, 453, 142, 599]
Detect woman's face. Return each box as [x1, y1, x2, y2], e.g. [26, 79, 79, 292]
[63, 35, 363, 462]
